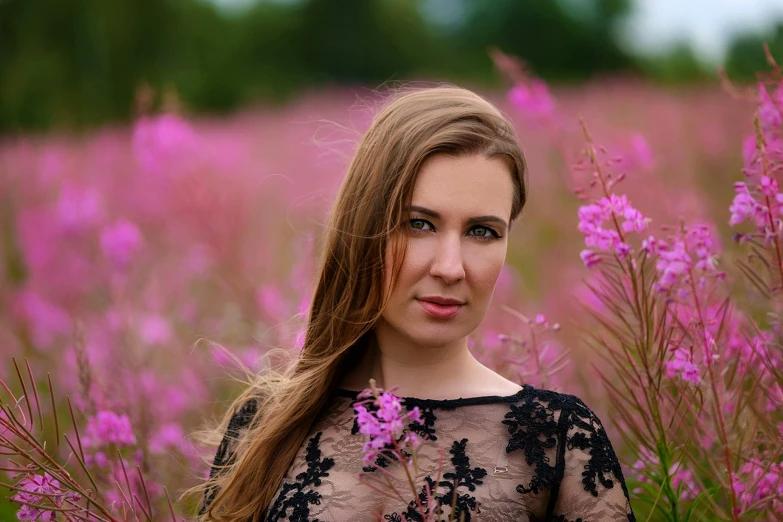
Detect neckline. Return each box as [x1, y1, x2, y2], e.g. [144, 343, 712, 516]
[332, 384, 529, 408]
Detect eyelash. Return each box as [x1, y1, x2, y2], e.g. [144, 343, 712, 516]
[407, 218, 502, 242]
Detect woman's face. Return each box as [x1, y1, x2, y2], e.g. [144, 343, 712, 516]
[377, 153, 514, 349]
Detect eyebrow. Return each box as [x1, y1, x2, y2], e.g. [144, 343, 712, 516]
[404, 205, 509, 229]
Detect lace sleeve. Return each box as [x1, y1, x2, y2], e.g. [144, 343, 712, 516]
[198, 398, 259, 518]
[551, 396, 635, 522]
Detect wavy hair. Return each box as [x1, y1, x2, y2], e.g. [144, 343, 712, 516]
[194, 85, 528, 521]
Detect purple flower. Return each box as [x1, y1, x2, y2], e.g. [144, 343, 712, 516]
[353, 388, 424, 464]
[100, 219, 142, 270]
[621, 207, 650, 233]
[653, 225, 721, 295]
[655, 243, 691, 290]
[508, 80, 555, 121]
[56, 183, 104, 232]
[665, 347, 701, 384]
[132, 113, 199, 177]
[759, 83, 783, 130]
[640, 235, 660, 257]
[629, 133, 654, 171]
[615, 242, 632, 260]
[736, 458, 783, 514]
[729, 183, 759, 227]
[577, 194, 649, 266]
[12, 472, 80, 521]
[149, 422, 188, 455]
[580, 249, 601, 268]
[138, 314, 172, 345]
[83, 410, 136, 450]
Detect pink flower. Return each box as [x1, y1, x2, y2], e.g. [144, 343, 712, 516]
[257, 284, 289, 320]
[138, 314, 172, 345]
[56, 183, 104, 232]
[12, 472, 80, 521]
[577, 194, 648, 266]
[100, 219, 142, 270]
[83, 410, 136, 450]
[353, 388, 424, 464]
[629, 133, 654, 171]
[621, 207, 650, 234]
[149, 422, 189, 455]
[640, 235, 659, 257]
[759, 83, 783, 130]
[760, 175, 779, 198]
[653, 225, 721, 294]
[615, 242, 632, 259]
[729, 183, 759, 227]
[655, 242, 691, 291]
[670, 467, 698, 501]
[508, 80, 555, 121]
[736, 458, 783, 514]
[132, 113, 199, 177]
[665, 347, 701, 384]
[580, 249, 601, 268]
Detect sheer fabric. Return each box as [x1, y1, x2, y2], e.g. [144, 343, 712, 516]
[201, 385, 635, 521]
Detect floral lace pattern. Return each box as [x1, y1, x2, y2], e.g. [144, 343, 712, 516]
[201, 385, 635, 521]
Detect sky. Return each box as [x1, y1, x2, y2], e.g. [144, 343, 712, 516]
[621, 0, 783, 63]
[212, 0, 783, 65]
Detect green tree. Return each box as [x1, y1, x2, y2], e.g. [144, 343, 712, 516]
[450, 0, 637, 82]
[724, 23, 783, 81]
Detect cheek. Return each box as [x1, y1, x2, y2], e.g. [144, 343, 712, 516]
[468, 248, 507, 297]
[389, 249, 424, 302]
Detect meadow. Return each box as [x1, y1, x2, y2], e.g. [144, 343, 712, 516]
[1, 57, 780, 520]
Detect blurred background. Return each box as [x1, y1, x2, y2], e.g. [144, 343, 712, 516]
[2, 0, 783, 132]
[1, 2, 783, 519]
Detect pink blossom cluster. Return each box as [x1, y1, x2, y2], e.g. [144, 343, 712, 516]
[507, 80, 556, 122]
[631, 447, 697, 501]
[578, 194, 650, 267]
[99, 219, 143, 270]
[82, 410, 137, 467]
[132, 113, 201, 177]
[733, 458, 783, 515]
[652, 224, 723, 297]
[730, 82, 783, 237]
[727, 329, 782, 378]
[353, 388, 424, 465]
[664, 346, 701, 384]
[12, 472, 80, 521]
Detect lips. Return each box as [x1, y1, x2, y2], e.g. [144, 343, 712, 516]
[417, 296, 465, 306]
[416, 298, 464, 319]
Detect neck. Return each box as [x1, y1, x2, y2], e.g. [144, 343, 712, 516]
[342, 324, 482, 399]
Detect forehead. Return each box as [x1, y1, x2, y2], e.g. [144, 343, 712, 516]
[411, 154, 514, 217]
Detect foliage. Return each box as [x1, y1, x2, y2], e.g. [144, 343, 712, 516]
[0, 0, 641, 132]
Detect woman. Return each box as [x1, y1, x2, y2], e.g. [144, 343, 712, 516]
[197, 86, 635, 521]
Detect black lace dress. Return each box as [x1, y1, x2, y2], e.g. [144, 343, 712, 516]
[200, 384, 635, 521]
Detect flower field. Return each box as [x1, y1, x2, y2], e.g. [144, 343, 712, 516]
[1, 51, 781, 520]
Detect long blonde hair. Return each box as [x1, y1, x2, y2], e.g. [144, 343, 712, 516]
[196, 85, 528, 521]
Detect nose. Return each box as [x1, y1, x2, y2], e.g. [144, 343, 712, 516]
[429, 233, 466, 284]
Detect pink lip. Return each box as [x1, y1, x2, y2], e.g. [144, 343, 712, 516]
[417, 299, 463, 319]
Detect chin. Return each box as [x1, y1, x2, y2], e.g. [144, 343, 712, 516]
[403, 322, 476, 348]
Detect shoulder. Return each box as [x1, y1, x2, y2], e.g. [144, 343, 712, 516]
[502, 386, 612, 447]
[503, 385, 597, 420]
[212, 396, 262, 466]
[227, 397, 260, 431]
